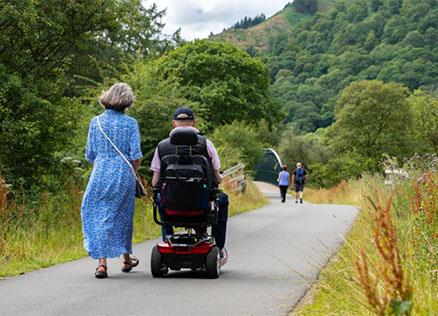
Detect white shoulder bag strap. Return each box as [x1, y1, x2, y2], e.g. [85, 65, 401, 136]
[96, 116, 145, 192]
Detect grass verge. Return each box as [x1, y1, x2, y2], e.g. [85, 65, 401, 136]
[293, 173, 437, 316]
[0, 180, 267, 278]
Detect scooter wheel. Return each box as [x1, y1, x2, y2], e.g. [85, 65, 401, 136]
[205, 246, 220, 279]
[151, 246, 167, 277]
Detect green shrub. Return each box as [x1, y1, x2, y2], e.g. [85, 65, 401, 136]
[210, 121, 263, 171]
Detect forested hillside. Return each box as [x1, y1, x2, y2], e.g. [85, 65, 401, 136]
[216, 0, 438, 132]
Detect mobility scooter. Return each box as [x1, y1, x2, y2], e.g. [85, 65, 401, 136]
[150, 128, 221, 278]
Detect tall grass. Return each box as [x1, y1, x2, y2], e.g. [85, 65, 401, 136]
[294, 171, 437, 315]
[0, 179, 267, 278]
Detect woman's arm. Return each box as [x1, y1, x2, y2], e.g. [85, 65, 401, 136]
[85, 119, 97, 164]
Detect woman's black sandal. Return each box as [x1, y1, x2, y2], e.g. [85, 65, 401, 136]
[122, 256, 139, 273]
[95, 265, 108, 279]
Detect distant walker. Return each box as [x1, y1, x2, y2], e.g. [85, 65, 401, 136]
[277, 165, 290, 203]
[292, 162, 307, 204]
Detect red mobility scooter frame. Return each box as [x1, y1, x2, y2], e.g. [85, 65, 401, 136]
[151, 196, 221, 278]
[150, 127, 221, 278]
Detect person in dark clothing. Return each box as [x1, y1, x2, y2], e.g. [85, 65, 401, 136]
[150, 107, 229, 264]
[292, 162, 307, 204]
[277, 165, 290, 203]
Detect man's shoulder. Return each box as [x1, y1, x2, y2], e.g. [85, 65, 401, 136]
[157, 137, 171, 146]
[205, 137, 214, 146]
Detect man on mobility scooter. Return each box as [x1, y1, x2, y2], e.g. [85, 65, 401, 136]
[150, 107, 229, 278]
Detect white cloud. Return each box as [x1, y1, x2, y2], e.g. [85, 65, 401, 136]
[150, 0, 290, 40]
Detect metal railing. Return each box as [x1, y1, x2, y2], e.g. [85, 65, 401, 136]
[222, 163, 246, 193]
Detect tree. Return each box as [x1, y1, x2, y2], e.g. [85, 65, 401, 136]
[210, 121, 263, 170]
[293, 0, 319, 14]
[257, 0, 438, 134]
[154, 40, 282, 131]
[408, 90, 438, 153]
[0, 0, 171, 189]
[329, 80, 413, 170]
[231, 13, 266, 29]
[122, 62, 200, 169]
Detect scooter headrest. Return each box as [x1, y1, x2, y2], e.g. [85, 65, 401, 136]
[170, 128, 199, 146]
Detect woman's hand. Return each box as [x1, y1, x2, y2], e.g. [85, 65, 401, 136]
[133, 159, 141, 172]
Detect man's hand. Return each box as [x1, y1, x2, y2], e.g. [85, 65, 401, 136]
[152, 186, 160, 202]
[215, 170, 223, 184]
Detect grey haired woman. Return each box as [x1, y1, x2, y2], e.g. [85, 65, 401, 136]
[81, 83, 143, 278]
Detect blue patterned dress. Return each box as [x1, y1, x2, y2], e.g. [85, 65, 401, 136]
[81, 109, 143, 259]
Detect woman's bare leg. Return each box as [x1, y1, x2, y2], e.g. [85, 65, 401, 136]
[122, 253, 131, 269]
[97, 258, 107, 271]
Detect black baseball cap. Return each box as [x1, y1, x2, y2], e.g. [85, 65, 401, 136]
[173, 107, 195, 120]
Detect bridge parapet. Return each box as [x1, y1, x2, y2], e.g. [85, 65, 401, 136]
[254, 148, 283, 185]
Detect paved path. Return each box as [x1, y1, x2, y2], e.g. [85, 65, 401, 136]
[0, 184, 357, 316]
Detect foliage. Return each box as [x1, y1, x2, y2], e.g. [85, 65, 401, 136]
[408, 90, 438, 153]
[255, 119, 282, 148]
[153, 40, 283, 131]
[296, 171, 437, 315]
[328, 80, 413, 171]
[278, 81, 438, 187]
[210, 121, 264, 171]
[291, 0, 319, 14]
[0, 180, 266, 277]
[219, 0, 438, 133]
[214, 145, 243, 171]
[122, 41, 282, 169]
[355, 194, 413, 316]
[278, 126, 368, 187]
[119, 61, 200, 172]
[0, 65, 86, 191]
[231, 14, 266, 30]
[0, 0, 175, 190]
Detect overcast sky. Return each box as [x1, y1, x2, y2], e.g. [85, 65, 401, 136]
[152, 0, 291, 40]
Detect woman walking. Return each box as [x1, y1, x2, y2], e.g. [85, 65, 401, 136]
[277, 165, 290, 203]
[81, 83, 143, 278]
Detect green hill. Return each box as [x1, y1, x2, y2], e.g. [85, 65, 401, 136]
[214, 0, 438, 132]
[214, 0, 332, 52]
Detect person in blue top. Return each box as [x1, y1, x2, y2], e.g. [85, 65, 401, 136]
[81, 83, 143, 279]
[277, 165, 290, 203]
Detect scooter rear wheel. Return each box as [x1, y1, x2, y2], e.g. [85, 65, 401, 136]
[151, 246, 167, 277]
[205, 246, 220, 279]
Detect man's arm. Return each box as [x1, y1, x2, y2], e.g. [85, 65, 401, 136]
[150, 148, 161, 186]
[206, 139, 223, 184]
[152, 171, 160, 187]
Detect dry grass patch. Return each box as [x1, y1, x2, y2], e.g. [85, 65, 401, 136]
[294, 173, 437, 315]
[0, 180, 267, 278]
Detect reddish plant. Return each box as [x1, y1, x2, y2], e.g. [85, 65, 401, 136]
[0, 176, 8, 216]
[355, 194, 412, 315]
[410, 172, 437, 224]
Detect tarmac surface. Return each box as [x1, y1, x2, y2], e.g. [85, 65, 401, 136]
[0, 183, 357, 316]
